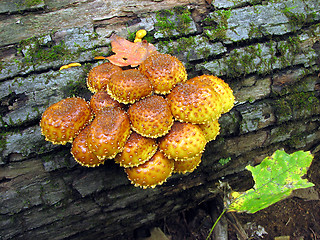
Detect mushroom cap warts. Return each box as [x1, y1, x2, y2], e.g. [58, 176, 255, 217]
[89, 91, 122, 115]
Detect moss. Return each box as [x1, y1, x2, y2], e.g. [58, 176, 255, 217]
[276, 36, 303, 68]
[154, 7, 193, 38]
[61, 63, 93, 98]
[248, 22, 264, 39]
[219, 157, 231, 166]
[281, 5, 316, 30]
[18, 37, 70, 67]
[23, 0, 43, 7]
[274, 98, 292, 122]
[286, 132, 305, 148]
[0, 133, 8, 157]
[203, 9, 232, 41]
[157, 36, 199, 57]
[155, 10, 175, 33]
[274, 92, 320, 123]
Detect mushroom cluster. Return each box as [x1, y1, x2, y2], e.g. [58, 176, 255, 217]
[40, 32, 235, 189]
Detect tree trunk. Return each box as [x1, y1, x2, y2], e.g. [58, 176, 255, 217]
[0, 0, 319, 239]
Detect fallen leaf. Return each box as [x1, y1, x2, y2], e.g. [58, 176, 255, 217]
[106, 34, 158, 67]
[228, 150, 314, 213]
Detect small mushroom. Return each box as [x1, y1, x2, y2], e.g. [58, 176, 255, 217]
[198, 119, 220, 143]
[173, 154, 202, 174]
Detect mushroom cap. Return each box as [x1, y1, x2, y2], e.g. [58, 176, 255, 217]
[166, 80, 223, 124]
[128, 95, 174, 138]
[173, 154, 202, 174]
[190, 75, 235, 114]
[87, 106, 131, 160]
[198, 119, 220, 142]
[139, 53, 187, 94]
[106, 69, 153, 104]
[114, 132, 158, 168]
[71, 124, 104, 167]
[125, 150, 174, 189]
[87, 62, 122, 93]
[158, 122, 207, 160]
[89, 91, 122, 115]
[40, 97, 93, 145]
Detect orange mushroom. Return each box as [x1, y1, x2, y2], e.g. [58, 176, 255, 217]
[87, 107, 131, 160]
[106, 69, 153, 104]
[127, 95, 174, 138]
[40, 97, 93, 145]
[139, 52, 187, 94]
[87, 62, 122, 93]
[125, 150, 174, 189]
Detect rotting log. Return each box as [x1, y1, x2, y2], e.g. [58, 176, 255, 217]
[0, 0, 319, 239]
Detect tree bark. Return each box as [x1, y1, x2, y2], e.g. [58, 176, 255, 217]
[0, 0, 319, 239]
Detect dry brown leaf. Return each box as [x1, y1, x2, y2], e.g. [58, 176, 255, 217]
[106, 34, 158, 67]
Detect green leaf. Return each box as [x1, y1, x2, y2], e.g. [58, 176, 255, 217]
[228, 150, 314, 213]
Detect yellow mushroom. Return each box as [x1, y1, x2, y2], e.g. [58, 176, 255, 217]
[134, 29, 147, 42]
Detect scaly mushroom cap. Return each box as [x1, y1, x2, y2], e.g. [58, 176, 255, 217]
[198, 119, 220, 142]
[106, 69, 153, 104]
[128, 95, 174, 138]
[71, 124, 104, 167]
[139, 53, 187, 94]
[87, 62, 122, 93]
[89, 91, 122, 115]
[158, 122, 206, 160]
[40, 97, 93, 145]
[166, 80, 223, 124]
[173, 154, 202, 174]
[125, 150, 174, 189]
[190, 75, 235, 114]
[87, 107, 131, 160]
[114, 132, 158, 168]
